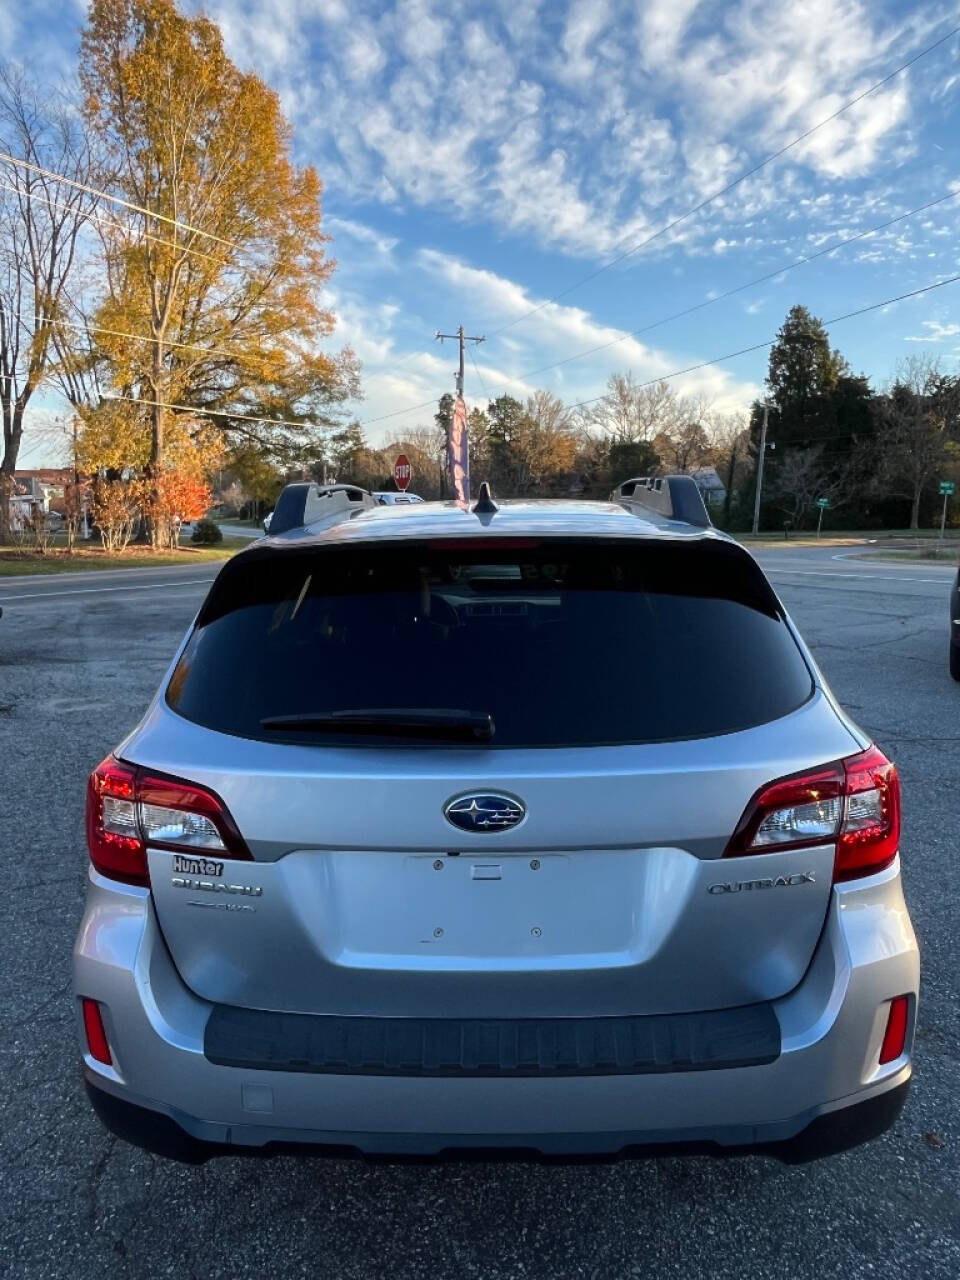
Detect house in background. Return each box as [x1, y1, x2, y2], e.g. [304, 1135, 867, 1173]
[688, 466, 727, 508]
[13, 468, 73, 513]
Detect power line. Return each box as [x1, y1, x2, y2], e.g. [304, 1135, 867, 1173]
[375, 186, 960, 427]
[0, 176, 224, 264]
[435, 325, 485, 396]
[0, 149, 239, 251]
[469, 345, 490, 400]
[507, 186, 960, 383]
[358, 394, 438, 428]
[11, 309, 246, 362]
[487, 23, 960, 339]
[563, 269, 960, 415]
[100, 393, 328, 433]
[95, 269, 960, 445]
[357, 336, 489, 429]
[361, 268, 960, 430]
[362, 29, 960, 408]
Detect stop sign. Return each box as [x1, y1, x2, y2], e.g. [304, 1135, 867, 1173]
[394, 454, 412, 491]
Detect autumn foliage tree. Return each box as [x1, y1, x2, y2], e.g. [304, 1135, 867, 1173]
[78, 0, 359, 544]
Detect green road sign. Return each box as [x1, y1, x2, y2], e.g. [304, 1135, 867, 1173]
[816, 497, 831, 508]
[940, 481, 955, 496]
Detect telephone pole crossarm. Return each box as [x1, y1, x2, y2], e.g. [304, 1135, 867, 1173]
[436, 325, 485, 396]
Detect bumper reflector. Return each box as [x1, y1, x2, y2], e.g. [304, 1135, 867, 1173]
[879, 995, 909, 1065]
[82, 998, 112, 1066]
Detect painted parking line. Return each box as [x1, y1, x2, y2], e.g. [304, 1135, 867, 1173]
[0, 578, 215, 604]
[766, 568, 949, 585]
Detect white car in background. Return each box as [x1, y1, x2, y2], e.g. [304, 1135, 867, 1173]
[373, 491, 424, 505]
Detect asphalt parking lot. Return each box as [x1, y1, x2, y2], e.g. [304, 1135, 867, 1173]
[0, 548, 957, 1279]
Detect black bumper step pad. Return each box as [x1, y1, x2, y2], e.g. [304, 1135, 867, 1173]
[204, 1002, 780, 1077]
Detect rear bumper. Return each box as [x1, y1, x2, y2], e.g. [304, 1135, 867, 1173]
[74, 861, 918, 1157]
[84, 1075, 911, 1162]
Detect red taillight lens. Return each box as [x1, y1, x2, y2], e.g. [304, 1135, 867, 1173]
[85, 755, 251, 886]
[82, 998, 112, 1065]
[879, 995, 910, 1064]
[835, 746, 900, 882]
[725, 745, 900, 883]
[86, 757, 148, 886]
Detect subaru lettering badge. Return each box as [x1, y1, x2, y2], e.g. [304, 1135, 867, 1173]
[444, 793, 526, 833]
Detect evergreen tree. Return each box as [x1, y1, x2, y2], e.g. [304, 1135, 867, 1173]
[740, 305, 874, 529]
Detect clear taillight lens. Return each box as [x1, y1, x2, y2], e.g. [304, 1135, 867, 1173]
[85, 756, 250, 886]
[139, 803, 225, 850]
[101, 795, 139, 840]
[753, 794, 843, 846]
[725, 746, 900, 883]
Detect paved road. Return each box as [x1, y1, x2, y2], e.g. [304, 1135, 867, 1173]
[215, 521, 263, 540]
[0, 547, 957, 1279]
[0, 561, 221, 608]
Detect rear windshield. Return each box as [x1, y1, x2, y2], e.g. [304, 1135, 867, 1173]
[166, 539, 813, 748]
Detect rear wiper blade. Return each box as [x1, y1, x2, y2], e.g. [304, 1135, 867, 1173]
[260, 708, 495, 741]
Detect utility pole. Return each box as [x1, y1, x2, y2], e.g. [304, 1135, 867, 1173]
[752, 402, 771, 536]
[71, 416, 90, 540]
[436, 325, 485, 503]
[435, 325, 485, 397]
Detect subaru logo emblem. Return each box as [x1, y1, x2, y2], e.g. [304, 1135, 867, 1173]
[444, 793, 526, 833]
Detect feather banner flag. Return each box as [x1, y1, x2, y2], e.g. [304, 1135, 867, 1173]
[448, 392, 470, 503]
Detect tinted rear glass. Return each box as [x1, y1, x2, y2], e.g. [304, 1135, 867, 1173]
[166, 539, 813, 747]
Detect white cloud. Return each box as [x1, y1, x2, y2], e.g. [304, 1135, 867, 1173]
[205, 0, 924, 263]
[323, 247, 764, 443]
[326, 216, 399, 261]
[344, 24, 386, 81]
[637, 0, 702, 63]
[905, 320, 960, 342]
[387, 250, 758, 411]
[557, 0, 613, 85]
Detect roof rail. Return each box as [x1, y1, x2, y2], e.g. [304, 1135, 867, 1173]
[267, 482, 377, 535]
[612, 475, 712, 528]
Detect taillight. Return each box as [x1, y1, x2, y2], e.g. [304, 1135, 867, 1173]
[835, 746, 900, 882]
[86, 757, 147, 886]
[725, 745, 900, 883]
[85, 755, 251, 886]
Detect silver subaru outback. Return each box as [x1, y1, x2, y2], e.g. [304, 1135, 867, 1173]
[74, 477, 918, 1162]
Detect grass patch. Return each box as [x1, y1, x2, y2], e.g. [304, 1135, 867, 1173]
[851, 546, 959, 563]
[739, 527, 959, 544]
[0, 538, 244, 576]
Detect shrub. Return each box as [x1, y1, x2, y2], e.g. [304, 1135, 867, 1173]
[190, 517, 223, 545]
[143, 472, 213, 549]
[92, 478, 141, 552]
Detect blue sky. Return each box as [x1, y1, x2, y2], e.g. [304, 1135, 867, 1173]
[11, 0, 960, 464]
